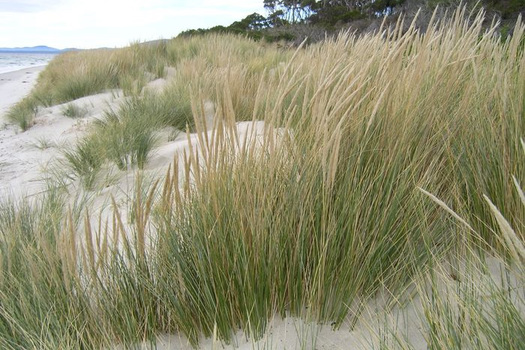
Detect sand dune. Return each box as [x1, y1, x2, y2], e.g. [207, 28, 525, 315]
[1, 66, 519, 350]
[0, 68, 125, 199]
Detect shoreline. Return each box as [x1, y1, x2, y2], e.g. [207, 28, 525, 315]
[0, 64, 47, 75]
[0, 65, 46, 122]
[0, 65, 48, 198]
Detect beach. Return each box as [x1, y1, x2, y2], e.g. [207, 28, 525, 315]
[0, 66, 115, 199]
[0, 67, 48, 198]
[0, 66, 44, 120]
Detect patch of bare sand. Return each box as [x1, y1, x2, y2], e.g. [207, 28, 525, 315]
[0, 83, 126, 199]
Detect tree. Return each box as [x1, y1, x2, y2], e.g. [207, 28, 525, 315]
[229, 13, 270, 32]
[264, 0, 317, 24]
[264, 0, 408, 27]
[309, 1, 367, 25]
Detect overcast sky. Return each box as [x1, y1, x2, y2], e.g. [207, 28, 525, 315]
[0, 0, 266, 49]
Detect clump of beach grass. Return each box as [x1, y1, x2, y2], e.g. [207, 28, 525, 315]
[62, 137, 104, 189]
[59, 88, 191, 189]
[378, 169, 525, 349]
[29, 136, 56, 150]
[92, 94, 169, 170]
[61, 103, 88, 118]
[0, 188, 107, 349]
[6, 96, 39, 131]
[0, 6, 523, 349]
[61, 106, 159, 188]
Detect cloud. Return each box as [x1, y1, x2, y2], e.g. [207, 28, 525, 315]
[201, 0, 264, 11]
[0, 0, 62, 13]
[0, 0, 266, 49]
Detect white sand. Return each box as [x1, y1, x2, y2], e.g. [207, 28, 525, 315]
[0, 66, 44, 119]
[0, 66, 126, 199]
[0, 66, 49, 198]
[117, 255, 522, 350]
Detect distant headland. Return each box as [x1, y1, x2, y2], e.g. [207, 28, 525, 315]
[0, 46, 78, 53]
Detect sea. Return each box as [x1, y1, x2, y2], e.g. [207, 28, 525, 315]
[0, 52, 57, 74]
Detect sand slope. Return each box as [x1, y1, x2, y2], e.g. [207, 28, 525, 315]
[0, 67, 126, 199]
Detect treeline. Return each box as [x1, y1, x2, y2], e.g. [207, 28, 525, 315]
[178, 13, 292, 42]
[262, 0, 405, 25]
[178, 0, 525, 41]
[262, 0, 525, 24]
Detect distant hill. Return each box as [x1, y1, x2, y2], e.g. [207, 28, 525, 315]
[0, 46, 78, 53]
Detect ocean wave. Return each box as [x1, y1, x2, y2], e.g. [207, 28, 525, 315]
[0, 53, 56, 74]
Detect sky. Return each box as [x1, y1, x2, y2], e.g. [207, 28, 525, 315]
[0, 0, 266, 49]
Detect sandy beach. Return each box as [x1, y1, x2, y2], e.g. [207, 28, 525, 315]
[0, 66, 45, 120]
[0, 67, 47, 198]
[0, 66, 125, 199]
[1, 3, 523, 349]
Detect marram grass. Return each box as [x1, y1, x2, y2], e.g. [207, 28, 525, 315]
[0, 7, 524, 349]
[7, 33, 289, 131]
[383, 171, 525, 350]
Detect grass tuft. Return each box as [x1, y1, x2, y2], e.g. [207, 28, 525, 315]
[6, 97, 39, 131]
[62, 138, 104, 189]
[61, 103, 88, 118]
